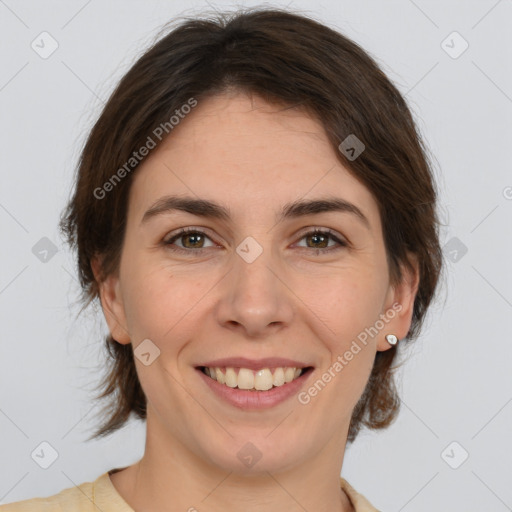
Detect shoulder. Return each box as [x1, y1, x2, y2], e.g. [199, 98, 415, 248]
[0, 473, 113, 512]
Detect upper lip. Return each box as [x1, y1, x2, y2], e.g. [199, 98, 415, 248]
[197, 357, 313, 370]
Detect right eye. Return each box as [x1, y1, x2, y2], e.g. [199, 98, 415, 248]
[163, 227, 218, 254]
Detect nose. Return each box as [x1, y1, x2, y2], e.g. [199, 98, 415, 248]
[214, 244, 294, 338]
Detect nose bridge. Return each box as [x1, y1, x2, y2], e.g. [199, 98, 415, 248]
[216, 235, 294, 336]
[235, 240, 275, 295]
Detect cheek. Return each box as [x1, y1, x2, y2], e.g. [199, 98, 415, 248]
[119, 257, 211, 342]
[302, 269, 386, 344]
[307, 277, 379, 407]
[312, 270, 386, 401]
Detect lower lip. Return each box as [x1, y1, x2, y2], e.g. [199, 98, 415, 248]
[196, 368, 313, 410]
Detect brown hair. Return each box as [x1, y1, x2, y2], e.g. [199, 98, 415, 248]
[59, 6, 444, 443]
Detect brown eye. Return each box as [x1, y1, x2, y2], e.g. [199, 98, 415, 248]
[164, 228, 216, 253]
[305, 232, 330, 248]
[180, 232, 205, 248]
[296, 229, 347, 253]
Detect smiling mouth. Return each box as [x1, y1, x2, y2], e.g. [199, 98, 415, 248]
[197, 366, 314, 391]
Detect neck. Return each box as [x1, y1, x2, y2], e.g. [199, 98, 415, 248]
[110, 408, 355, 512]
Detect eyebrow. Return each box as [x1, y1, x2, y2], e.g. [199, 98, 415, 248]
[140, 194, 370, 229]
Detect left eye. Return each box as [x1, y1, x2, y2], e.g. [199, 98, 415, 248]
[295, 229, 347, 250]
[163, 228, 346, 253]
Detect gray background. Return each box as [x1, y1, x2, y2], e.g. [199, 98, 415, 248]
[1, 0, 511, 510]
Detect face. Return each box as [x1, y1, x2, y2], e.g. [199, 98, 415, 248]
[97, 91, 418, 475]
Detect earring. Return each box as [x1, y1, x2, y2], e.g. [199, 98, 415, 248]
[385, 334, 398, 346]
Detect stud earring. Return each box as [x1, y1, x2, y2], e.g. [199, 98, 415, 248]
[385, 334, 398, 346]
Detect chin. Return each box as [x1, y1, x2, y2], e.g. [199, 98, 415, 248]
[199, 432, 307, 476]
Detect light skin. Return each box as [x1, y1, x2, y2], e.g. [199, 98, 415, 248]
[93, 91, 419, 511]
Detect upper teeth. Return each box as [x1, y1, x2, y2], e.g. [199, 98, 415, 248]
[204, 367, 303, 390]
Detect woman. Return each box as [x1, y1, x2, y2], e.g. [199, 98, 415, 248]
[2, 6, 443, 511]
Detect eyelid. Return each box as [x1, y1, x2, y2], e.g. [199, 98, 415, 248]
[163, 226, 221, 247]
[294, 226, 347, 243]
[163, 226, 348, 253]
[292, 227, 348, 251]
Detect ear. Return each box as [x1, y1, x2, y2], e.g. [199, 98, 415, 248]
[377, 252, 420, 352]
[91, 255, 131, 345]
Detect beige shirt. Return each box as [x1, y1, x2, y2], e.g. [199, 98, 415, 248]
[0, 470, 380, 511]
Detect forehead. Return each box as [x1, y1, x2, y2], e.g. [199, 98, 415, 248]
[128, 92, 380, 229]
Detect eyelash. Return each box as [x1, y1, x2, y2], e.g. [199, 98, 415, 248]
[163, 227, 348, 255]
